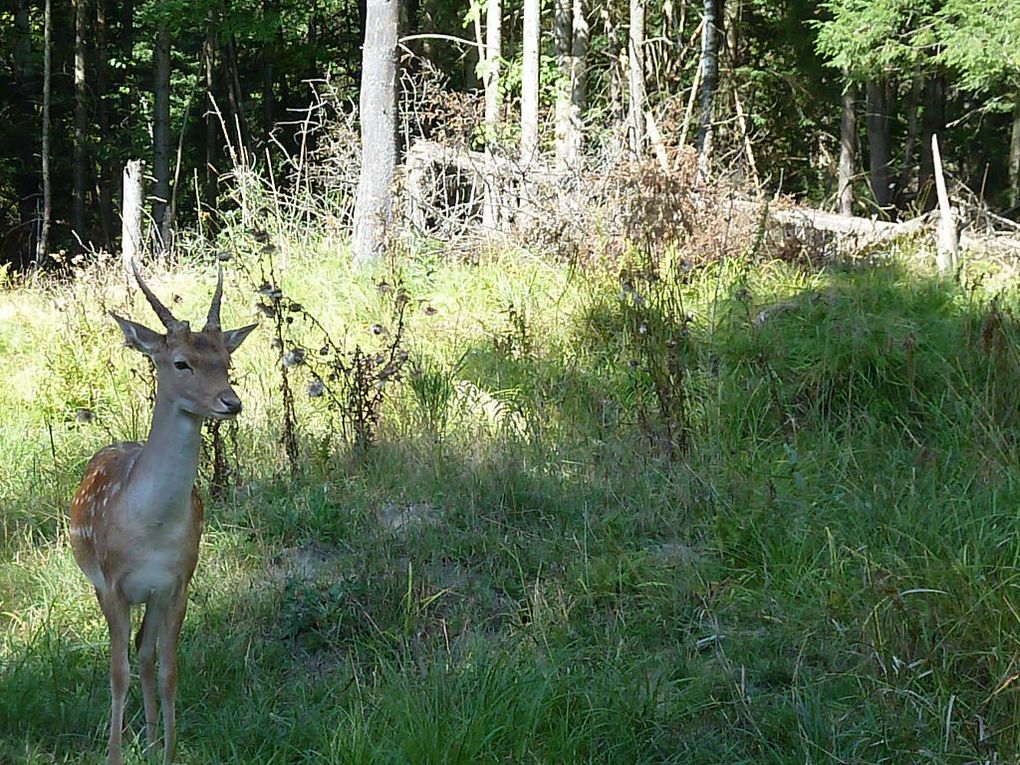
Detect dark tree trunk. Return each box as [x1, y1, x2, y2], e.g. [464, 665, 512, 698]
[204, 16, 219, 217]
[351, 0, 399, 264]
[95, 0, 113, 247]
[866, 79, 893, 212]
[153, 21, 171, 249]
[73, 0, 89, 247]
[262, 0, 278, 129]
[13, 0, 37, 246]
[1010, 96, 1020, 209]
[918, 75, 945, 212]
[224, 34, 252, 155]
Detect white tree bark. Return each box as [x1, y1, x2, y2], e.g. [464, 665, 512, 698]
[352, 0, 400, 265]
[122, 160, 144, 276]
[838, 78, 856, 216]
[521, 0, 540, 167]
[931, 133, 958, 275]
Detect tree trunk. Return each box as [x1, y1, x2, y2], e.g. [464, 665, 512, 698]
[1010, 96, 1020, 209]
[122, 160, 144, 275]
[627, 0, 645, 157]
[38, 0, 53, 262]
[554, 0, 587, 170]
[697, 0, 722, 179]
[931, 134, 958, 274]
[224, 34, 252, 156]
[606, 8, 625, 154]
[13, 0, 37, 250]
[901, 69, 921, 189]
[96, 0, 113, 247]
[838, 79, 856, 216]
[262, 0, 278, 129]
[865, 79, 893, 212]
[482, 0, 502, 230]
[73, 0, 89, 247]
[555, 0, 572, 166]
[204, 15, 219, 216]
[351, 0, 399, 265]
[918, 76, 945, 212]
[153, 22, 171, 250]
[521, 0, 540, 166]
[570, 0, 588, 162]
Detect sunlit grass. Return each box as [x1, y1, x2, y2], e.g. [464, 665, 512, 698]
[3, 239, 1020, 762]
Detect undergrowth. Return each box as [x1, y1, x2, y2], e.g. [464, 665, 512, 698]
[2, 238, 1020, 764]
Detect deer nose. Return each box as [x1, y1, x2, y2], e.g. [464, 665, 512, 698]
[218, 392, 242, 415]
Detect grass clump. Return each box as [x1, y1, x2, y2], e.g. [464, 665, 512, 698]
[3, 239, 1020, 763]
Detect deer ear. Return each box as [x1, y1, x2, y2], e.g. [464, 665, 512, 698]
[111, 312, 164, 356]
[222, 323, 258, 354]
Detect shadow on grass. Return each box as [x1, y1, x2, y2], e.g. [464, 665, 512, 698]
[4, 255, 1020, 762]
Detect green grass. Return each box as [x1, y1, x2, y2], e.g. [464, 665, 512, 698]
[3, 238, 1020, 763]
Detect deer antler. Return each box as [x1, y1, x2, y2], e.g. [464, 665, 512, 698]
[131, 260, 187, 333]
[204, 264, 223, 332]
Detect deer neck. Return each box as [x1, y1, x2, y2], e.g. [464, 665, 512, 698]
[128, 390, 204, 522]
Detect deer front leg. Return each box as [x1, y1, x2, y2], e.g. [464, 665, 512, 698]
[157, 590, 189, 765]
[136, 604, 160, 749]
[98, 591, 131, 765]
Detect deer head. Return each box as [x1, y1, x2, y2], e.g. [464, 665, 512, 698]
[111, 262, 257, 419]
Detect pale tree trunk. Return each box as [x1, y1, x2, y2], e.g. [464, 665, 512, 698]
[555, 0, 587, 170]
[627, 0, 645, 157]
[697, 0, 722, 179]
[931, 134, 958, 274]
[521, 0, 540, 166]
[351, 0, 399, 266]
[482, 0, 502, 230]
[153, 22, 172, 250]
[37, 0, 52, 262]
[73, 0, 88, 247]
[865, 79, 893, 211]
[1010, 96, 1020, 208]
[838, 79, 855, 216]
[122, 160, 144, 275]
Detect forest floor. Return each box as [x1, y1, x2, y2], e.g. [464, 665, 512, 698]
[3, 235, 1020, 763]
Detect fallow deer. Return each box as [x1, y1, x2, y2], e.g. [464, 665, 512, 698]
[69, 262, 256, 765]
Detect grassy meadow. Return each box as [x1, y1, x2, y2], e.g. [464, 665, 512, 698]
[2, 232, 1020, 763]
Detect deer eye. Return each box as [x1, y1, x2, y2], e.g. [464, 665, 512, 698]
[174, 360, 192, 372]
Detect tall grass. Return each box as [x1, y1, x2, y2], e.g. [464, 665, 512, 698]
[2, 237, 1020, 763]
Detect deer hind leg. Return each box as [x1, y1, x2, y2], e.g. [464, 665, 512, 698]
[135, 603, 160, 750]
[157, 589, 189, 765]
[98, 590, 131, 765]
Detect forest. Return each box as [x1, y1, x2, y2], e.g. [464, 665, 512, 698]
[3, 0, 1020, 763]
[0, 0, 1018, 263]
